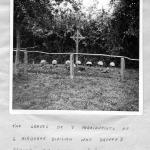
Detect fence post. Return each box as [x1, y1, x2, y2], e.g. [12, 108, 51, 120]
[24, 51, 28, 74]
[70, 53, 74, 79]
[120, 57, 125, 81]
[15, 28, 21, 74]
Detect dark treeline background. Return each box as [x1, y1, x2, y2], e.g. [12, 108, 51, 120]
[14, 0, 139, 63]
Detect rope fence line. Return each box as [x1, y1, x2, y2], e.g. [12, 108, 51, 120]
[75, 53, 139, 61]
[14, 46, 38, 50]
[13, 49, 71, 55]
[13, 49, 139, 61]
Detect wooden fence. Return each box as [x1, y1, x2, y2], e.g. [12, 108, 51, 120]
[13, 49, 139, 80]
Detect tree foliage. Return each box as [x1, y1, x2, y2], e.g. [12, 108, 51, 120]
[14, 0, 140, 59]
[110, 0, 139, 58]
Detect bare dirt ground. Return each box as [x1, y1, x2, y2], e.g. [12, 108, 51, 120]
[13, 64, 139, 111]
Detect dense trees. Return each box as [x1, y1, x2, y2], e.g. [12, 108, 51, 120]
[14, 0, 140, 59]
[110, 0, 139, 58]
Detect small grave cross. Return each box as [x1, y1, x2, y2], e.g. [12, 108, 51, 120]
[71, 29, 85, 63]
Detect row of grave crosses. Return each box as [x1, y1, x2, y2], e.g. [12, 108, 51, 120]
[71, 29, 85, 63]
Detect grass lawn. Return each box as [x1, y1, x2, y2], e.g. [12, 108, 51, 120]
[13, 64, 139, 111]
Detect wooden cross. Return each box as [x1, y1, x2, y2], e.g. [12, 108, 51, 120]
[71, 29, 85, 63]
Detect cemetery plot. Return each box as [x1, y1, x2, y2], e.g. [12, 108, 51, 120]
[12, 50, 139, 111]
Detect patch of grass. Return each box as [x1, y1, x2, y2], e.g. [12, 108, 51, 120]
[13, 64, 139, 111]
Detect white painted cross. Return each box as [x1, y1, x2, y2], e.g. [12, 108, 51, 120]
[71, 29, 85, 63]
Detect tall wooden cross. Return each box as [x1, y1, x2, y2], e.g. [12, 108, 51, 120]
[71, 29, 85, 63]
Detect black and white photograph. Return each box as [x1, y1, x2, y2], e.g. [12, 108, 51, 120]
[11, 0, 142, 113]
